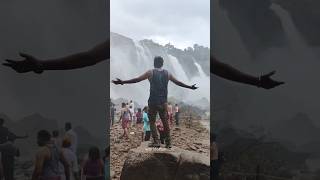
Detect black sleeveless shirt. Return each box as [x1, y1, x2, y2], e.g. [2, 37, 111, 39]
[148, 68, 169, 106]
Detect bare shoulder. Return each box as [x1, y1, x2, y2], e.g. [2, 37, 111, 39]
[37, 146, 50, 159]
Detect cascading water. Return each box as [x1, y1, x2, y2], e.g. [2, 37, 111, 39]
[271, 4, 316, 61]
[110, 33, 210, 108]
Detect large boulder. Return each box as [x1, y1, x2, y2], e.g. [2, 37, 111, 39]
[120, 142, 210, 180]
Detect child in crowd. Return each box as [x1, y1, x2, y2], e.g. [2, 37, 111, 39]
[142, 106, 150, 141]
[82, 146, 104, 180]
[156, 119, 165, 144]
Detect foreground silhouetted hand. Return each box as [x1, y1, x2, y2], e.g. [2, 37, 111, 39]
[3, 53, 43, 74]
[112, 78, 124, 85]
[259, 71, 284, 89]
[190, 84, 198, 90]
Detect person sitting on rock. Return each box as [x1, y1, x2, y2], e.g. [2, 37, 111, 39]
[119, 103, 130, 139]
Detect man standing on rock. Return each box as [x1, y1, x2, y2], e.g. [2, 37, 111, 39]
[112, 56, 198, 148]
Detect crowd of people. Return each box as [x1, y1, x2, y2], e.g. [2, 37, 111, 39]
[0, 119, 110, 180]
[111, 100, 181, 145]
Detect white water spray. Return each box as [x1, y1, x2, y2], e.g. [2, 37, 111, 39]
[110, 34, 210, 107]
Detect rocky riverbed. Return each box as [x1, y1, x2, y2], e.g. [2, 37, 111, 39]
[110, 120, 210, 180]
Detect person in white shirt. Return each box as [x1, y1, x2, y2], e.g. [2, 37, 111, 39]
[129, 106, 136, 127]
[64, 122, 78, 154]
[129, 100, 134, 111]
[174, 104, 180, 126]
[62, 138, 79, 180]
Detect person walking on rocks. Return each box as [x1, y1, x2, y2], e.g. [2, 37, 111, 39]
[119, 103, 130, 139]
[113, 56, 198, 148]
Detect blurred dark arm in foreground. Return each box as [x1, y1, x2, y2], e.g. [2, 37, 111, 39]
[211, 56, 284, 89]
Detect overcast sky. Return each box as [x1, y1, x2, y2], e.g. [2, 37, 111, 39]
[111, 0, 210, 49]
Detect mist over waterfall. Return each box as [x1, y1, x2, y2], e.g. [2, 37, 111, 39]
[110, 32, 210, 108]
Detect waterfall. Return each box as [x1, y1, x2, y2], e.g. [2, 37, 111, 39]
[110, 34, 210, 107]
[271, 3, 316, 61]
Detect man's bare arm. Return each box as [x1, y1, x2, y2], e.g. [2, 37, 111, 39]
[112, 71, 151, 85]
[169, 74, 198, 90]
[3, 40, 109, 73]
[211, 56, 284, 89]
[42, 41, 108, 70]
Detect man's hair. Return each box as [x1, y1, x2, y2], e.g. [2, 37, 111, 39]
[211, 133, 217, 142]
[89, 146, 100, 160]
[52, 130, 59, 137]
[154, 56, 164, 68]
[0, 118, 4, 126]
[65, 122, 72, 129]
[143, 106, 148, 112]
[37, 130, 51, 145]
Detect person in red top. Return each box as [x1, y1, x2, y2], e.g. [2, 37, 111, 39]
[155, 119, 165, 145]
[135, 108, 143, 131]
[82, 146, 104, 180]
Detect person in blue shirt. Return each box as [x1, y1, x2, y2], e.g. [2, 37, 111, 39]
[142, 106, 151, 141]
